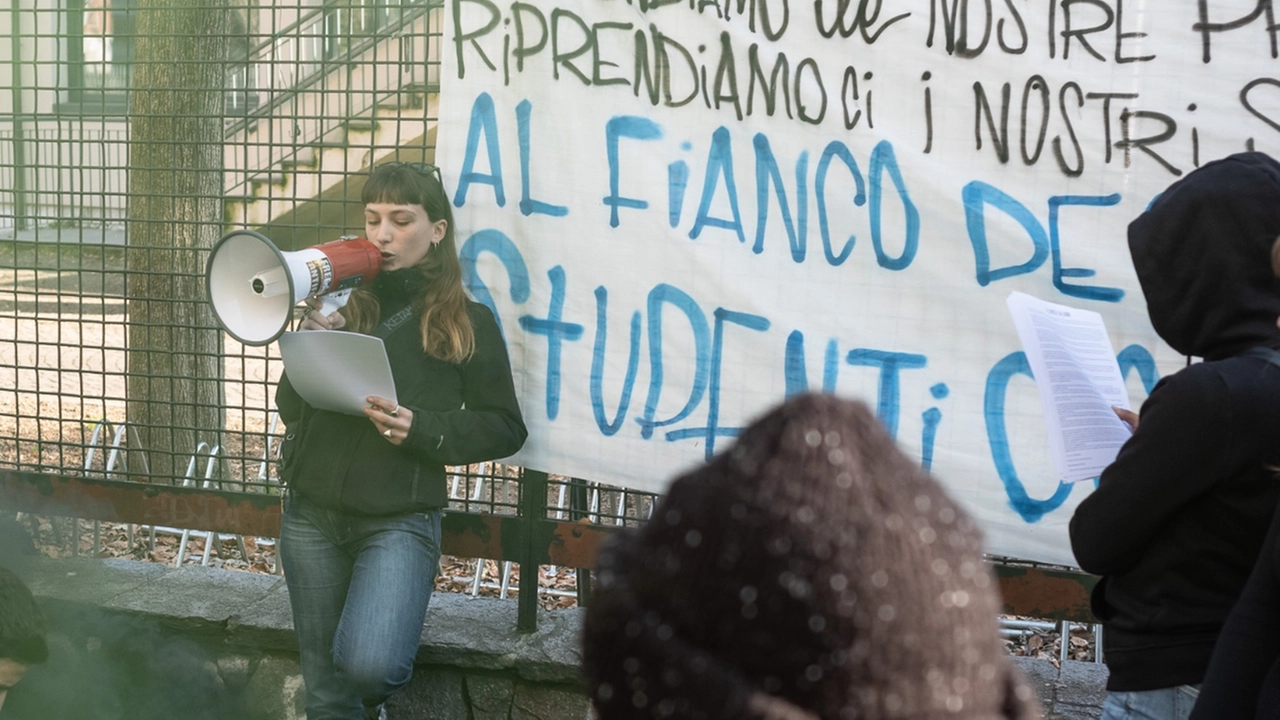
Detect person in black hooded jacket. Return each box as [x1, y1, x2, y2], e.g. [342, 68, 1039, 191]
[1190, 502, 1280, 719]
[275, 162, 527, 720]
[1187, 236, 1280, 720]
[1069, 152, 1280, 720]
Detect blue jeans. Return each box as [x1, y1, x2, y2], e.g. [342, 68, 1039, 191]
[1100, 685, 1201, 720]
[280, 491, 442, 720]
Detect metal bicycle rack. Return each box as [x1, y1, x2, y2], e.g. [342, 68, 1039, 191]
[71, 418, 149, 556]
[172, 442, 250, 567]
[998, 617, 1104, 664]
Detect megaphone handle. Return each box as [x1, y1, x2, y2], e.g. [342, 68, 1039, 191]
[317, 289, 353, 318]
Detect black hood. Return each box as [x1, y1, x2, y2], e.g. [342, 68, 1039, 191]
[1128, 152, 1280, 360]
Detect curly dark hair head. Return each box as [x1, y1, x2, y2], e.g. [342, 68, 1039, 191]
[583, 395, 1039, 720]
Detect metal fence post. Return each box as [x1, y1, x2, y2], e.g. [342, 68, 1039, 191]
[569, 477, 592, 607]
[9, 0, 29, 230]
[517, 468, 548, 632]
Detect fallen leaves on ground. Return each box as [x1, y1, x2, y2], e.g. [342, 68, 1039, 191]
[1002, 618, 1098, 663]
[19, 515, 584, 611]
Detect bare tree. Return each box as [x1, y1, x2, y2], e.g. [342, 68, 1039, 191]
[125, 0, 230, 481]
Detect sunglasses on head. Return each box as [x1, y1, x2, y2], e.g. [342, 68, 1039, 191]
[377, 161, 443, 184]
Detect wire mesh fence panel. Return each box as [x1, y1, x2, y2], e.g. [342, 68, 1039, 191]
[0, 1, 660, 587]
[1, 0, 448, 490]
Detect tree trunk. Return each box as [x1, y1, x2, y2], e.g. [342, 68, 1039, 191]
[125, 0, 230, 482]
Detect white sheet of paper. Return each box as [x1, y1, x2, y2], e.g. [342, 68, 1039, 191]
[277, 331, 397, 416]
[1006, 292, 1133, 483]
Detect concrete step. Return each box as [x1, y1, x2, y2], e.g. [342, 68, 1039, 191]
[1012, 656, 1107, 719]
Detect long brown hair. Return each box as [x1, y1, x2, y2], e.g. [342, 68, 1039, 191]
[342, 163, 475, 363]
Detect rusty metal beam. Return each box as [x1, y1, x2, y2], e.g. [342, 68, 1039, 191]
[0, 469, 611, 566]
[441, 510, 611, 568]
[0, 469, 1100, 622]
[0, 469, 283, 538]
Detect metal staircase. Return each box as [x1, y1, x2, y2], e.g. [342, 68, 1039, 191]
[222, 0, 443, 249]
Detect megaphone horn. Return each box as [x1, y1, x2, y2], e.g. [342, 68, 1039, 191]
[206, 229, 382, 346]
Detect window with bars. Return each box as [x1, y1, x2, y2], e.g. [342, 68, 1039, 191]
[60, 0, 260, 115]
[64, 0, 136, 111]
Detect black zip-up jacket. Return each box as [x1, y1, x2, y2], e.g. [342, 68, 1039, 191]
[276, 278, 527, 516]
[1069, 152, 1280, 692]
[1191, 501, 1280, 719]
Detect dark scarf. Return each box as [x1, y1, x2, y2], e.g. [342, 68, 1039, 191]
[370, 267, 426, 308]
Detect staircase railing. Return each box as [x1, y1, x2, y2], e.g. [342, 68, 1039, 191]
[222, 0, 441, 202]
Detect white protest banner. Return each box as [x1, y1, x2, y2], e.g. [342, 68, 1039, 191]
[436, 0, 1280, 567]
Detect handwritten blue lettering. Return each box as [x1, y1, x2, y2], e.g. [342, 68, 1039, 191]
[636, 284, 712, 439]
[458, 228, 531, 341]
[455, 92, 507, 208]
[603, 115, 663, 228]
[689, 126, 746, 243]
[517, 100, 569, 217]
[590, 286, 641, 436]
[518, 265, 585, 420]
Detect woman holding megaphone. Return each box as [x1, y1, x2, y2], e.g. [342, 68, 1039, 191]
[274, 162, 527, 720]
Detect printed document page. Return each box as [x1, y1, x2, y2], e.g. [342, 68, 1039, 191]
[1006, 292, 1133, 483]
[278, 331, 398, 416]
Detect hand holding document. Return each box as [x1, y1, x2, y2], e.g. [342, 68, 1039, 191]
[278, 331, 398, 416]
[1006, 292, 1134, 483]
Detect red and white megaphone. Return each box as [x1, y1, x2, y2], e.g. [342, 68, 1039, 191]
[206, 229, 382, 346]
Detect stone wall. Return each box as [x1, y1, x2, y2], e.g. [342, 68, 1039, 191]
[2, 555, 1105, 719]
[4, 557, 592, 720]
